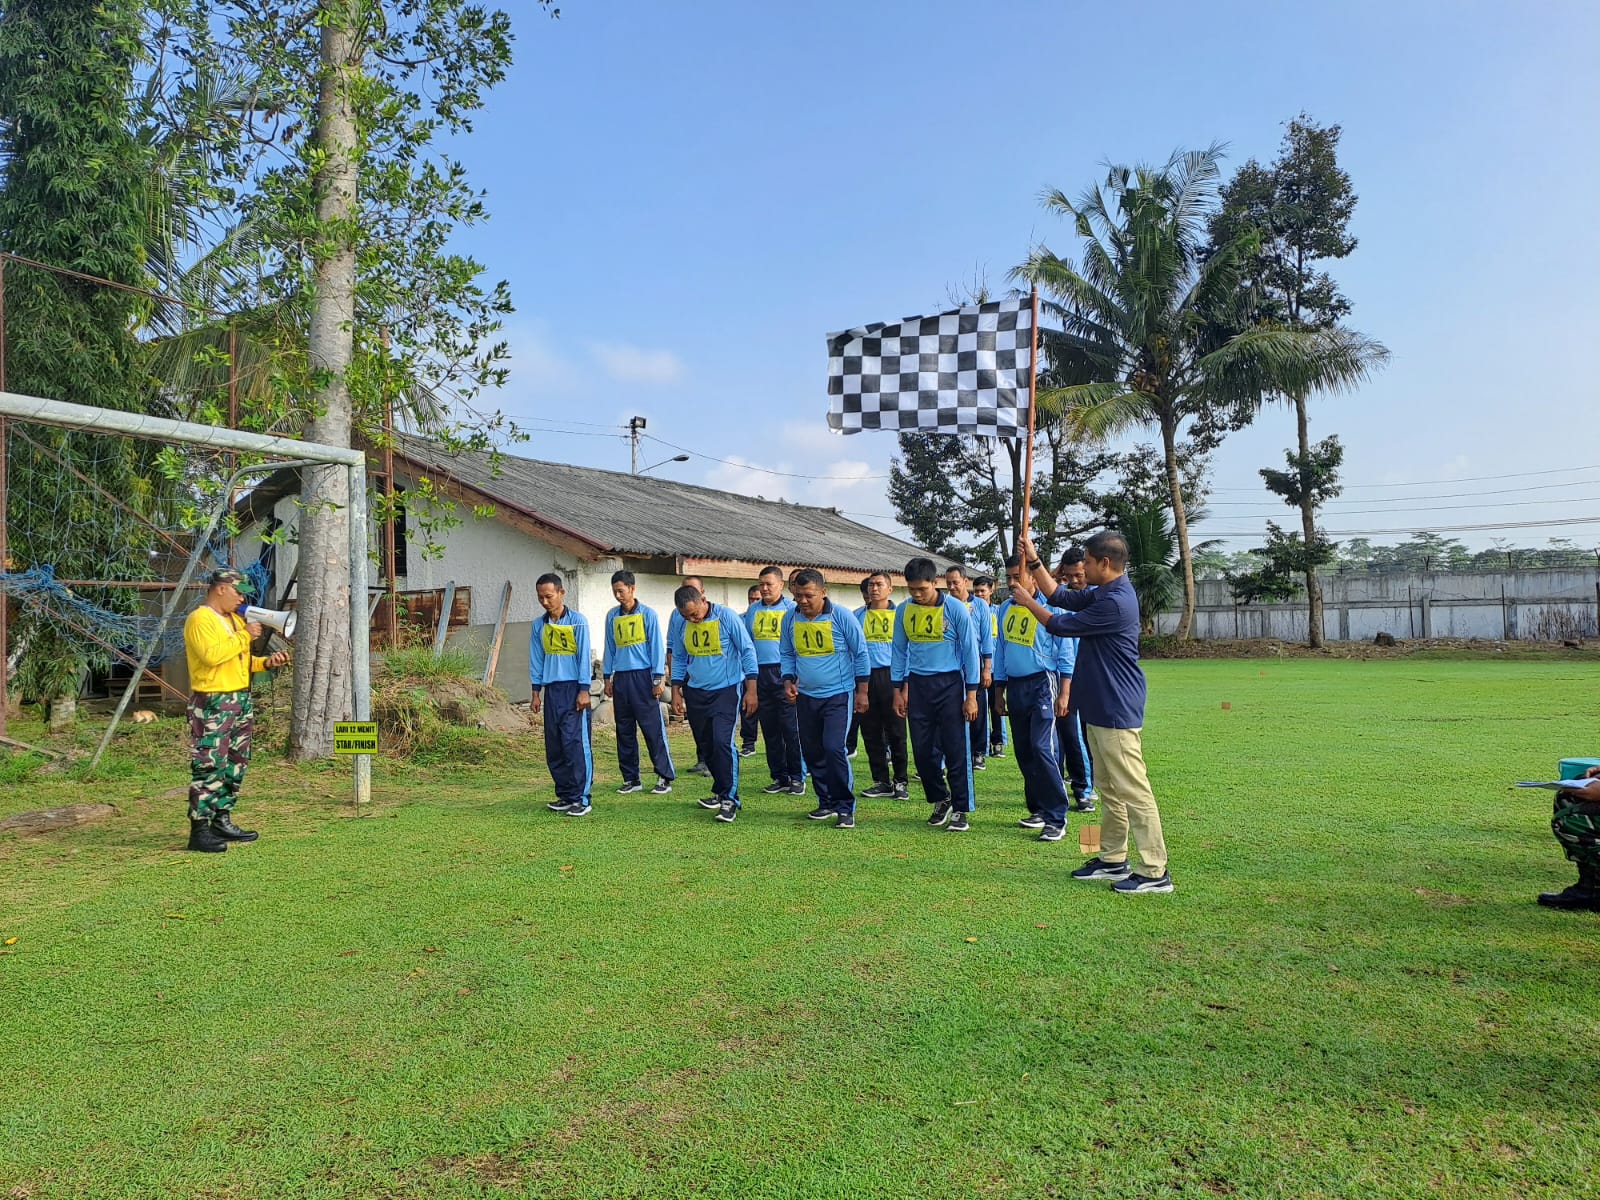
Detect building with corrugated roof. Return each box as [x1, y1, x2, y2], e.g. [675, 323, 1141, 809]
[234, 435, 947, 700]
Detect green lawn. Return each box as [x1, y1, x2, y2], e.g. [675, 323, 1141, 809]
[2, 659, 1597, 1199]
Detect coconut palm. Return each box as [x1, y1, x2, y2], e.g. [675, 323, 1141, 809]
[1016, 146, 1384, 638]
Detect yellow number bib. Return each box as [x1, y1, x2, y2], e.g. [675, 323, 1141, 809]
[862, 609, 894, 643]
[685, 619, 723, 657]
[612, 613, 645, 648]
[795, 621, 835, 657]
[542, 622, 577, 655]
[752, 608, 784, 641]
[1003, 607, 1038, 647]
[990, 612, 999, 639]
[904, 605, 945, 643]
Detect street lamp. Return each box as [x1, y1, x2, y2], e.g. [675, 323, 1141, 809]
[638, 453, 690, 476]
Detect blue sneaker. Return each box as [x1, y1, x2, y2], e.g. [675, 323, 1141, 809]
[1111, 872, 1174, 894]
[1071, 857, 1131, 882]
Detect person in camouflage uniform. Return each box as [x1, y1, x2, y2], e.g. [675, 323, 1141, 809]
[182, 568, 288, 852]
[1539, 766, 1600, 911]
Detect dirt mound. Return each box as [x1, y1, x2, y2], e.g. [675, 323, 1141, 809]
[373, 672, 526, 755]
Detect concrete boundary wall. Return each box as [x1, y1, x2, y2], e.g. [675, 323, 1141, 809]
[1155, 568, 1600, 642]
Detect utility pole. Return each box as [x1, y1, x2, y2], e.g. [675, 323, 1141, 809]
[627, 415, 646, 474]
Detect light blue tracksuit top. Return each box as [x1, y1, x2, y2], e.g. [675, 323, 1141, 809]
[992, 593, 1075, 681]
[779, 601, 870, 698]
[670, 601, 759, 690]
[854, 604, 896, 669]
[529, 607, 592, 694]
[744, 597, 794, 667]
[890, 593, 980, 686]
[965, 595, 995, 663]
[602, 601, 665, 681]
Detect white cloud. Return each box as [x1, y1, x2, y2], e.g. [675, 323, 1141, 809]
[588, 341, 685, 386]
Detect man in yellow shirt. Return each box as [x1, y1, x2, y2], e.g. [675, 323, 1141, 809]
[182, 568, 288, 852]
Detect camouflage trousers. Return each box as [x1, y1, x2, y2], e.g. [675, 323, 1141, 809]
[188, 690, 254, 820]
[1552, 795, 1600, 868]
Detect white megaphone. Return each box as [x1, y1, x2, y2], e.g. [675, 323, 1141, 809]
[242, 606, 297, 641]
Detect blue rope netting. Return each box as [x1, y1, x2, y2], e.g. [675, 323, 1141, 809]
[1, 557, 271, 665]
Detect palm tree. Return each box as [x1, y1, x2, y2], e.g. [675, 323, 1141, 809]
[1016, 146, 1383, 638]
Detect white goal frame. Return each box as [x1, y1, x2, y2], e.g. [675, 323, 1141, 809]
[0, 390, 374, 808]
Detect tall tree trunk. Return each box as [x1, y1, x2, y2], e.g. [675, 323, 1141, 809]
[289, 7, 360, 760]
[1295, 391, 1324, 648]
[1162, 414, 1196, 639]
[1002, 436, 1023, 561]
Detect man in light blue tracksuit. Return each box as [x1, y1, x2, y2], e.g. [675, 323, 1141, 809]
[780, 569, 870, 828]
[745, 565, 805, 794]
[945, 564, 995, 772]
[993, 554, 1075, 842]
[892, 557, 980, 832]
[670, 585, 759, 823]
[602, 569, 675, 796]
[530, 572, 594, 817]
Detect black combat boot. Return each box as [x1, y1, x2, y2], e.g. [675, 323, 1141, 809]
[188, 818, 228, 853]
[1536, 860, 1600, 911]
[210, 811, 259, 843]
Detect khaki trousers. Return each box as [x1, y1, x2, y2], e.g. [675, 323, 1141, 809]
[1085, 724, 1167, 875]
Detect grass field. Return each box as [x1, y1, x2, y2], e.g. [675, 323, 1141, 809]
[2, 658, 1597, 1199]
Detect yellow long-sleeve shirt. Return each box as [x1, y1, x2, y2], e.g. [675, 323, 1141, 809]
[184, 606, 270, 693]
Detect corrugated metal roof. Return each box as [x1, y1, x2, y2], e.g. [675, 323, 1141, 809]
[393, 433, 939, 573]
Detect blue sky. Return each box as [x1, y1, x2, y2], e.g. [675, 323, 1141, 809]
[439, 0, 1600, 552]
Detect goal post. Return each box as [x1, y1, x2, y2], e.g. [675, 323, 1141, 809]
[0, 389, 375, 809]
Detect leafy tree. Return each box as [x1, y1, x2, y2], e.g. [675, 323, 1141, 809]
[148, 0, 545, 757]
[1017, 146, 1380, 638]
[1210, 116, 1389, 645]
[0, 0, 159, 725]
[1226, 531, 1305, 605]
[1102, 497, 1181, 634]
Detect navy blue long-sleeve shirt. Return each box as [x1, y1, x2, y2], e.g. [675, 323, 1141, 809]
[1042, 573, 1146, 729]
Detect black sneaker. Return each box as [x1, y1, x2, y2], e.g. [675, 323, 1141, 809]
[928, 802, 952, 827]
[738, 745, 757, 758]
[564, 803, 593, 818]
[761, 780, 789, 795]
[989, 744, 1005, 758]
[836, 813, 855, 829]
[1072, 798, 1097, 813]
[546, 800, 572, 812]
[696, 796, 722, 810]
[715, 801, 738, 823]
[1018, 814, 1046, 829]
[805, 806, 832, 821]
[972, 755, 986, 771]
[861, 782, 895, 799]
[789, 779, 807, 796]
[650, 779, 673, 795]
[1072, 857, 1132, 882]
[1039, 824, 1065, 842]
[616, 781, 644, 794]
[947, 813, 970, 832]
[690, 762, 712, 776]
[893, 782, 910, 800]
[1112, 872, 1174, 895]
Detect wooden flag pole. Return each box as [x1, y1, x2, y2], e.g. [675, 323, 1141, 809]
[1019, 284, 1040, 548]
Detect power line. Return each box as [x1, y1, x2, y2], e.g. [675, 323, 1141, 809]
[1208, 463, 1600, 493]
[642, 433, 894, 481]
[1190, 515, 1600, 537]
[1192, 495, 1600, 520]
[1203, 477, 1600, 507]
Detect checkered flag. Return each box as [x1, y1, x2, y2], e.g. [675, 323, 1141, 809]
[826, 299, 1034, 437]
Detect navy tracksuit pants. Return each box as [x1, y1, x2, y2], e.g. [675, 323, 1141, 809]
[685, 684, 741, 808]
[1057, 705, 1094, 798]
[756, 663, 804, 784]
[542, 680, 593, 806]
[612, 668, 675, 786]
[906, 670, 973, 812]
[1007, 673, 1069, 827]
[797, 691, 854, 815]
